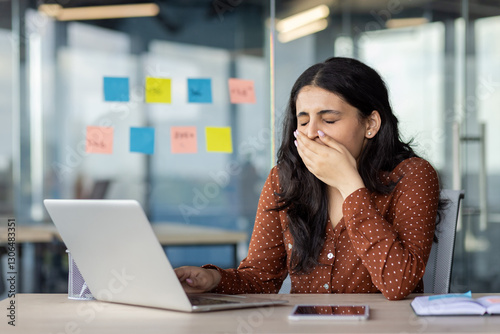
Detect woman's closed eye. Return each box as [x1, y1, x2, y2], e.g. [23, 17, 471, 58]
[298, 119, 337, 126]
[297, 117, 309, 126]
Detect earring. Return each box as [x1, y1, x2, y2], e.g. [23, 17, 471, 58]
[367, 132, 372, 136]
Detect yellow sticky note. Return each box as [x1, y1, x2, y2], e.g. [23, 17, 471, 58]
[206, 127, 233, 153]
[145, 77, 171, 103]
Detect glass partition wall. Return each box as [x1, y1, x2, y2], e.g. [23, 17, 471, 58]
[9, 0, 273, 293]
[4, 0, 500, 293]
[0, 1, 14, 218]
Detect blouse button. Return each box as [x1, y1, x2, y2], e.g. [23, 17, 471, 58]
[323, 283, 329, 290]
[327, 253, 334, 259]
[288, 243, 292, 250]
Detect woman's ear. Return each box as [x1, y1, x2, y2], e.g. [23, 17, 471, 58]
[365, 110, 381, 138]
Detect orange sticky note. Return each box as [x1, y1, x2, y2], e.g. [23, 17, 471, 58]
[171, 126, 197, 154]
[206, 127, 233, 153]
[86, 126, 114, 154]
[228, 78, 256, 104]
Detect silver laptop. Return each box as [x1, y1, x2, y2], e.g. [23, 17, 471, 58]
[44, 199, 287, 312]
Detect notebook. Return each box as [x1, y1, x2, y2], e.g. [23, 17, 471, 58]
[411, 292, 500, 316]
[44, 199, 287, 312]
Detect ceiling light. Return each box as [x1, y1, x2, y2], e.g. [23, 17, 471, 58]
[386, 17, 429, 29]
[276, 5, 330, 34]
[38, 4, 63, 17]
[39, 3, 160, 21]
[278, 19, 328, 43]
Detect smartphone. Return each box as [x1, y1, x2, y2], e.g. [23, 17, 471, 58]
[288, 304, 369, 321]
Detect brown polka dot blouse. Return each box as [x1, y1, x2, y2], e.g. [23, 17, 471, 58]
[203, 157, 440, 300]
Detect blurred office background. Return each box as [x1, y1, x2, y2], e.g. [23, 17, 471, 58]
[0, 0, 499, 294]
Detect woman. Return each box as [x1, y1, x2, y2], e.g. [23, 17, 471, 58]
[175, 57, 441, 300]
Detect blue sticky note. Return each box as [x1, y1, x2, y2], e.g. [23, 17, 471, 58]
[130, 127, 155, 154]
[188, 78, 212, 103]
[104, 77, 129, 102]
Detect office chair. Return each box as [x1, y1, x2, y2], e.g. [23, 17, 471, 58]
[423, 189, 465, 294]
[279, 189, 465, 294]
[88, 180, 111, 199]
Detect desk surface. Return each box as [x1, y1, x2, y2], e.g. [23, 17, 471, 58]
[151, 223, 247, 245]
[1, 293, 499, 333]
[0, 222, 247, 245]
[0, 224, 55, 243]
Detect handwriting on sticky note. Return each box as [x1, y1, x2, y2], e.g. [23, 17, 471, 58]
[228, 78, 256, 104]
[86, 126, 114, 154]
[206, 127, 233, 153]
[171, 126, 197, 154]
[145, 77, 171, 103]
[188, 78, 212, 103]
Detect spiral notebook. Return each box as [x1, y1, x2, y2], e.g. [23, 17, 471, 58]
[411, 292, 500, 316]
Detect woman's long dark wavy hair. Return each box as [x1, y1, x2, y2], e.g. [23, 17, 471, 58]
[274, 57, 439, 274]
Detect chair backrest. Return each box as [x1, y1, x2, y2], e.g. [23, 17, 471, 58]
[279, 189, 465, 295]
[423, 189, 465, 294]
[88, 180, 111, 199]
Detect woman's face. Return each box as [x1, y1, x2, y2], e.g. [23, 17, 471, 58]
[295, 85, 370, 160]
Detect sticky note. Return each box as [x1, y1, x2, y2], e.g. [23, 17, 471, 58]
[206, 127, 233, 153]
[145, 77, 171, 103]
[104, 77, 129, 102]
[228, 78, 256, 104]
[130, 127, 155, 154]
[86, 126, 114, 154]
[188, 78, 212, 103]
[171, 126, 197, 154]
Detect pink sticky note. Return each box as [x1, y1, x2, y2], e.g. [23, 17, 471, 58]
[228, 78, 256, 104]
[171, 126, 197, 154]
[86, 126, 114, 154]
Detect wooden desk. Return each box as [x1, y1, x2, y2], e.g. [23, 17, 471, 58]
[152, 223, 247, 246]
[0, 224, 55, 243]
[1, 293, 499, 333]
[152, 223, 247, 267]
[0, 222, 247, 247]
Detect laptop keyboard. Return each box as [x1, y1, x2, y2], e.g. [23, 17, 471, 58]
[188, 296, 239, 306]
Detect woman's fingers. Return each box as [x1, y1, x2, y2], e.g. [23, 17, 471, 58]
[174, 266, 222, 293]
[316, 130, 345, 152]
[175, 266, 209, 293]
[294, 130, 363, 196]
